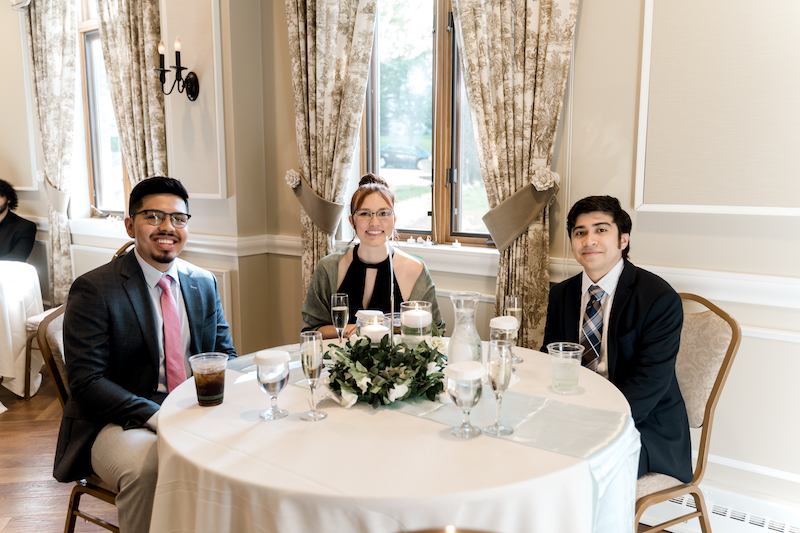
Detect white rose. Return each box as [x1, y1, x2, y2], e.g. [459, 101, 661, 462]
[430, 336, 448, 355]
[340, 388, 358, 408]
[355, 374, 372, 393]
[426, 361, 441, 375]
[387, 383, 409, 402]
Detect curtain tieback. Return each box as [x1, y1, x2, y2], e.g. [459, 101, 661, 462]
[40, 171, 70, 214]
[482, 168, 560, 252]
[285, 169, 345, 235]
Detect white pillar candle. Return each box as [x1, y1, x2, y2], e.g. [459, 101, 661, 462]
[361, 324, 390, 343]
[402, 309, 432, 328]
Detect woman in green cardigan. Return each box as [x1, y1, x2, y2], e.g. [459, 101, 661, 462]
[301, 174, 444, 338]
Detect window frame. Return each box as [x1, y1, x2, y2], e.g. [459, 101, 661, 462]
[361, 0, 493, 248]
[78, 1, 129, 218]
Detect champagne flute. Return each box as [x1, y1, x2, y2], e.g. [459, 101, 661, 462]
[504, 295, 524, 364]
[254, 350, 291, 420]
[299, 331, 327, 421]
[444, 362, 486, 439]
[484, 340, 514, 436]
[331, 293, 349, 345]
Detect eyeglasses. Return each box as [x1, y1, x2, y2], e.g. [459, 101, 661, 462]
[131, 209, 192, 228]
[353, 209, 393, 220]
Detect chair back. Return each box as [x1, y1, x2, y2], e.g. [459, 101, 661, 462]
[37, 304, 68, 407]
[113, 240, 135, 259]
[675, 293, 741, 483]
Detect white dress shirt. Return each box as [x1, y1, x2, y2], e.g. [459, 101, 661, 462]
[133, 249, 192, 393]
[578, 258, 625, 379]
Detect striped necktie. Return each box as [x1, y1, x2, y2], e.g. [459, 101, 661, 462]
[580, 285, 605, 372]
[158, 275, 186, 392]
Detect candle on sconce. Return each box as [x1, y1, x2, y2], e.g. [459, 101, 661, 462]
[158, 41, 165, 69]
[174, 37, 182, 70]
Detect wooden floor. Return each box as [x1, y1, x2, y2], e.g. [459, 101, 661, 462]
[0, 374, 117, 532]
[1, 370, 667, 533]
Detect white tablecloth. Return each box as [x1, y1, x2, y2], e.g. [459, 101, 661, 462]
[151, 346, 640, 533]
[0, 261, 44, 398]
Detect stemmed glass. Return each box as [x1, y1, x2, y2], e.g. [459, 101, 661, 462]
[504, 295, 524, 364]
[299, 331, 327, 421]
[484, 340, 514, 436]
[444, 361, 486, 439]
[255, 350, 291, 420]
[331, 293, 349, 345]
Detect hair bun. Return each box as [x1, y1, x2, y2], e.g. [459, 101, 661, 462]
[358, 173, 389, 188]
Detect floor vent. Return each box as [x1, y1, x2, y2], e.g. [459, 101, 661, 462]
[769, 522, 786, 532]
[750, 516, 767, 527]
[713, 505, 729, 517]
[731, 510, 747, 522]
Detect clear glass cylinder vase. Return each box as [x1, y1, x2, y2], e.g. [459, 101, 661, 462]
[447, 291, 482, 365]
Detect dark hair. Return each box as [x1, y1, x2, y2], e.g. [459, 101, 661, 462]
[0, 179, 19, 211]
[566, 196, 632, 259]
[128, 177, 189, 215]
[349, 173, 395, 215]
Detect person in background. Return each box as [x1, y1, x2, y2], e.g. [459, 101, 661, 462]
[0, 179, 36, 262]
[302, 173, 444, 338]
[541, 195, 691, 483]
[54, 177, 236, 533]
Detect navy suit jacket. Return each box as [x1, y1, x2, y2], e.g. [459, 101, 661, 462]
[542, 259, 692, 482]
[54, 251, 236, 482]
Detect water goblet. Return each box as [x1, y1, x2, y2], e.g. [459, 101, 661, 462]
[484, 340, 514, 436]
[504, 295, 524, 363]
[331, 293, 349, 345]
[299, 331, 327, 421]
[254, 350, 291, 420]
[444, 361, 486, 439]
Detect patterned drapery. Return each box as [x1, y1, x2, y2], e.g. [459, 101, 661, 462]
[25, 0, 77, 305]
[97, 0, 167, 189]
[453, 0, 578, 348]
[284, 0, 377, 293]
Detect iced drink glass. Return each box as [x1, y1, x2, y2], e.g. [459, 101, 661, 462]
[189, 353, 228, 406]
[546, 342, 584, 394]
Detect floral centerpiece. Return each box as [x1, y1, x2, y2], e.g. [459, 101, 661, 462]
[326, 334, 447, 408]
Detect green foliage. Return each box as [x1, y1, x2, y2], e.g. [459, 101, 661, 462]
[327, 335, 446, 409]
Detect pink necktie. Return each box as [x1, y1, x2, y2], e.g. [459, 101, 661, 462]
[158, 275, 185, 392]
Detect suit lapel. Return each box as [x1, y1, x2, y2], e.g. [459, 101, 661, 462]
[564, 275, 582, 342]
[120, 252, 160, 365]
[177, 260, 202, 354]
[607, 259, 635, 379]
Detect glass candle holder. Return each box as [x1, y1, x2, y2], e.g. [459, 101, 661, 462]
[400, 301, 433, 348]
[356, 314, 392, 345]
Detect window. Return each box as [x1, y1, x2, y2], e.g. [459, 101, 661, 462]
[362, 0, 491, 245]
[79, 0, 127, 216]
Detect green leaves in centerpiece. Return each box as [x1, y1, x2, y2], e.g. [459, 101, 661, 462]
[327, 335, 446, 408]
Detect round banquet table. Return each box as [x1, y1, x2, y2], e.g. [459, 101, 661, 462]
[150, 346, 640, 533]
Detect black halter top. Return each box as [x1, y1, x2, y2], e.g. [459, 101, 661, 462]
[338, 244, 405, 323]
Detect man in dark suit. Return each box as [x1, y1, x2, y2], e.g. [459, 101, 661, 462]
[542, 196, 691, 483]
[55, 177, 236, 533]
[0, 179, 36, 261]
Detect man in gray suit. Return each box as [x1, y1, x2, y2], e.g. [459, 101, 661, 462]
[54, 177, 236, 533]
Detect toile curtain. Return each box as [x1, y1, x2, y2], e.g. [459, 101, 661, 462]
[452, 0, 578, 349]
[25, 0, 77, 306]
[284, 0, 377, 294]
[97, 0, 167, 189]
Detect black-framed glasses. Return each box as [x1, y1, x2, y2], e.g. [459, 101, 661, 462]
[131, 209, 192, 228]
[353, 209, 393, 220]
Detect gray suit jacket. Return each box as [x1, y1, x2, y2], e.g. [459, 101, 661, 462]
[54, 251, 235, 482]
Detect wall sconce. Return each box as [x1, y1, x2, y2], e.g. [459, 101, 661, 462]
[154, 37, 199, 101]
